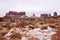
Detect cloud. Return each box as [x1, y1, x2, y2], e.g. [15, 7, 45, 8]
[0, 0, 60, 17]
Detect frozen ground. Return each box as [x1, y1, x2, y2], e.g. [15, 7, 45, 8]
[4, 27, 56, 40]
[22, 27, 56, 40]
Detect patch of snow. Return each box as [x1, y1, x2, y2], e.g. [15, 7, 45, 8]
[21, 37, 29, 40]
[22, 27, 56, 40]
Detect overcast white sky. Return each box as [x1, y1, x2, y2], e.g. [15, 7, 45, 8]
[0, 0, 60, 17]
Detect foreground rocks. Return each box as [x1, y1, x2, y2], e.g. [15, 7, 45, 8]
[0, 36, 7, 40]
[0, 17, 60, 40]
[52, 27, 60, 40]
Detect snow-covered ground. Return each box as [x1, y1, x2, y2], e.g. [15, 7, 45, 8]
[22, 27, 56, 40]
[4, 26, 56, 40]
